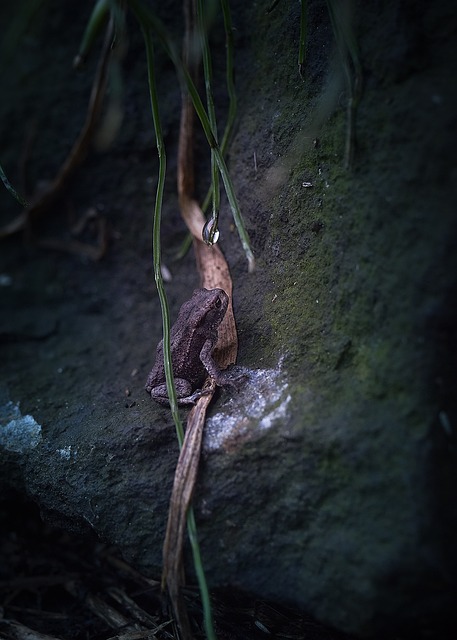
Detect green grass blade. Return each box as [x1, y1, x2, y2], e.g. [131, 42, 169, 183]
[196, 0, 220, 243]
[179, 59, 254, 269]
[298, 0, 307, 78]
[325, 0, 362, 168]
[129, 0, 254, 271]
[139, 16, 184, 443]
[74, 0, 111, 68]
[134, 11, 220, 640]
[187, 506, 217, 640]
[0, 163, 28, 207]
[201, 0, 237, 216]
[219, 0, 237, 154]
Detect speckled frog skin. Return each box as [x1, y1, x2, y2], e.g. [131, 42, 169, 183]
[145, 288, 232, 405]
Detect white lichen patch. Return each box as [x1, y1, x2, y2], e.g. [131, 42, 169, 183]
[56, 445, 73, 460]
[0, 400, 42, 453]
[204, 364, 291, 451]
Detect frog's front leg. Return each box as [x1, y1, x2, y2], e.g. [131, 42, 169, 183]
[199, 339, 240, 388]
[149, 378, 210, 406]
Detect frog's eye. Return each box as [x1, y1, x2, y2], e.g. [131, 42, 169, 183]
[215, 297, 222, 308]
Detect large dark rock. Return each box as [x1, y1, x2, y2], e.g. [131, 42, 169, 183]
[1, 0, 456, 637]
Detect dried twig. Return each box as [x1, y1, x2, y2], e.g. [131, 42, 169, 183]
[107, 587, 163, 629]
[0, 18, 114, 240]
[103, 554, 161, 591]
[0, 619, 63, 640]
[65, 580, 142, 630]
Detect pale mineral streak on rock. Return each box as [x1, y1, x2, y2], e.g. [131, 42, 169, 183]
[0, 400, 42, 453]
[56, 445, 74, 460]
[204, 364, 292, 451]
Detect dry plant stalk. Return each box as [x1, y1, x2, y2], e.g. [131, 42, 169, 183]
[161, 1, 239, 634]
[0, 20, 113, 242]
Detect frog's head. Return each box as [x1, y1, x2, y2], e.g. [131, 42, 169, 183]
[192, 287, 229, 330]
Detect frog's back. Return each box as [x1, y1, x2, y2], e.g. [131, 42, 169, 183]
[170, 323, 215, 385]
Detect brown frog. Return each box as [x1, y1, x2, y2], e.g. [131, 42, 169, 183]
[145, 287, 236, 405]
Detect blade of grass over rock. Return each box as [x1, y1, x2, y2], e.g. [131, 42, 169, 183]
[298, 0, 307, 78]
[325, 0, 362, 168]
[219, 0, 237, 155]
[201, 0, 237, 215]
[130, 0, 254, 272]
[139, 19, 183, 442]
[136, 10, 219, 639]
[179, 54, 254, 269]
[181, 58, 254, 270]
[73, 0, 110, 68]
[0, 164, 28, 207]
[196, 0, 220, 242]
[187, 507, 216, 640]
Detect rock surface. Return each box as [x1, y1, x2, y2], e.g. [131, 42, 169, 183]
[1, 0, 456, 637]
